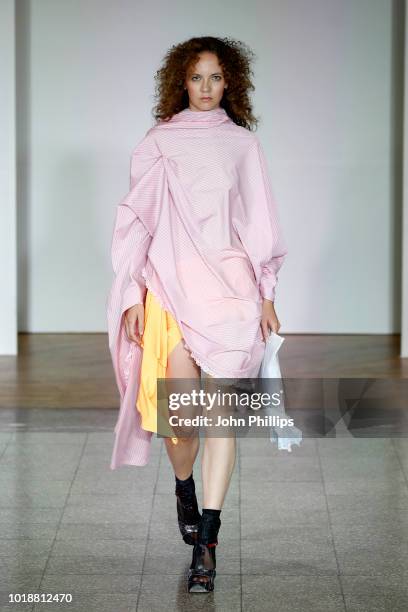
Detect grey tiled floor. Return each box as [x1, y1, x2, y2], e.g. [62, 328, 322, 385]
[1, 431, 408, 611]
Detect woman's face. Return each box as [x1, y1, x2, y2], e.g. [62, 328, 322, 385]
[184, 51, 227, 112]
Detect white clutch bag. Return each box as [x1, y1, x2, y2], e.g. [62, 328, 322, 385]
[258, 332, 302, 452]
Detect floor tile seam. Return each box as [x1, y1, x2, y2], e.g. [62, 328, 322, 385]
[315, 439, 347, 611]
[37, 433, 89, 593]
[135, 438, 163, 611]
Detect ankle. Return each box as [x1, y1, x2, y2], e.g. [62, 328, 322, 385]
[174, 470, 194, 485]
[202, 508, 221, 518]
[175, 471, 197, 504]
[175, 470, 194, 488]
[198, 508, 221, 546]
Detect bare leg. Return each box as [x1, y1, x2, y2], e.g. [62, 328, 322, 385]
[201, 375, 237, 509]
[188, 374, 236, 589]
[163, 339, 201, 478]
[202, 437, 236, 509]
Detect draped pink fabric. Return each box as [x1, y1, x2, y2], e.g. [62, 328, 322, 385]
[106, 106, 288, 469]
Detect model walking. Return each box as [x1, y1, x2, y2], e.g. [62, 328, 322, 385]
[106, 36, 287, 592]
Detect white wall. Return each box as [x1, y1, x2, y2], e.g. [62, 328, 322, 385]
[402, 0, 408, 356]
[14, 0, 402, 334]
[0, 0, 17, 354]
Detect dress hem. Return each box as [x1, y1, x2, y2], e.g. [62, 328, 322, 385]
[141, 267, 222, 378]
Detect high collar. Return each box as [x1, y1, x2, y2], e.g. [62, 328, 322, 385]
[158, 106, 231, 129]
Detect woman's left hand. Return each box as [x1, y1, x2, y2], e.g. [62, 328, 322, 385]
[261, 299, 281, 341]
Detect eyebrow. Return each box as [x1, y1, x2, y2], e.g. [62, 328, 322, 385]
[190, 72, 223, 76]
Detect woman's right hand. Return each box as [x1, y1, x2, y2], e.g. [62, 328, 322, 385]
[124, 304, 145, 346]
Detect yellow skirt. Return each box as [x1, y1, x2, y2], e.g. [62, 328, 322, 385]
[136, 289, 182, 445]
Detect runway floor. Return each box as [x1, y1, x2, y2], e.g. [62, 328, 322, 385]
[1, 422, 408, 611]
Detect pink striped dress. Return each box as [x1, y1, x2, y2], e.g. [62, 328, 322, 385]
[106, 106, 288, 469]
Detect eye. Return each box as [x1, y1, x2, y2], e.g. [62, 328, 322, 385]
[191, 75, 200, 81]
[213, 75, 222, 80]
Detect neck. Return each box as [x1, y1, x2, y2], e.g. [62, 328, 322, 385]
[157, 105, 230, 129]
[188, 104, 221, 113]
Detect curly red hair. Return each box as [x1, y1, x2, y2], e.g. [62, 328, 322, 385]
[152, 36, 259, 131]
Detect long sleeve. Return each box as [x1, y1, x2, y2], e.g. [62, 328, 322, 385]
[106, 128, 168, 470]
[106, 129, 165, 398]
[110, 195, 152, 310]
[110, 131, 164, 311]
[234, 136, 288, 302]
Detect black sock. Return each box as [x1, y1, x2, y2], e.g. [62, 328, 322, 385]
[175, 471, 194, 487]
[175, 472, 195, 501]
[202, 508, 221, 518]
[200, 509, 221, 546]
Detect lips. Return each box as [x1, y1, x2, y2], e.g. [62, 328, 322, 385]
[201, 97, 212, 100]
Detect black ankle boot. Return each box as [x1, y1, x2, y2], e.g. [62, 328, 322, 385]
[175, 472, 201, 546]
[187, 509, 221, 593]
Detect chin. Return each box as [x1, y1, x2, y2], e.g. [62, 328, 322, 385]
[196, 101, 219, 111]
